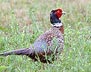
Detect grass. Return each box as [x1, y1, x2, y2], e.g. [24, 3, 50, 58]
[0, 0, 91, 72]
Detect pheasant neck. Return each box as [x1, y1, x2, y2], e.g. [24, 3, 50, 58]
[53, 23, 64, 34]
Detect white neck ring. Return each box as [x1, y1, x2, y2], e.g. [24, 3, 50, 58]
[52, 23, 63, 27]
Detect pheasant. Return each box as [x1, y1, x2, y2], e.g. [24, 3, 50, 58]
[0, 9, 65, 63]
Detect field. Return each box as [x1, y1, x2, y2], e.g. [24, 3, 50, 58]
[0, 0, 91, 72]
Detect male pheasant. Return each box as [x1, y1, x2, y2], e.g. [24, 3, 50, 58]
[0, 9, 65, 63]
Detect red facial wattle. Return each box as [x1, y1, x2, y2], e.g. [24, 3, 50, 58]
[55, 9, 62, 18]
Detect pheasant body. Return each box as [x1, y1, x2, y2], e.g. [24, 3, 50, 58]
[0, 8, 65, 63]
[32, 27, 64, 62]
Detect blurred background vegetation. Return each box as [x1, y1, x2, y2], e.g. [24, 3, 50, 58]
[0, 0, 91, 72]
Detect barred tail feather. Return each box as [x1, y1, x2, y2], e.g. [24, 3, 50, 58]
[0, 48, 33, 56]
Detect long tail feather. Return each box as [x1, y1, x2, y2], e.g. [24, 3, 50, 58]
[0, 48, 33, 56]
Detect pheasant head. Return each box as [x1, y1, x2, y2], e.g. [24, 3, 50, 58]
[50, 8, 65, 33]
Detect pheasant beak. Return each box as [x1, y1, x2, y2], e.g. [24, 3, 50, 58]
[62, 11, 66, 15]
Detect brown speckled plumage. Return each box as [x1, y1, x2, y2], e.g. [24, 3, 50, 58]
[0, 9, 65, 63]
